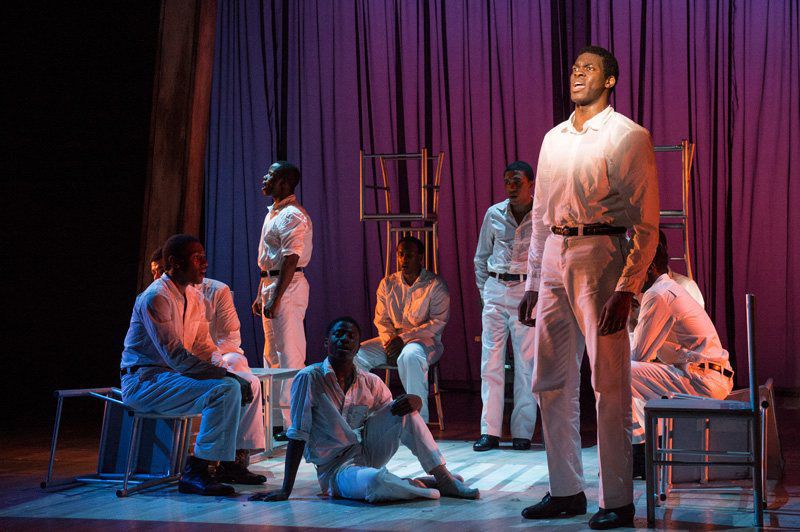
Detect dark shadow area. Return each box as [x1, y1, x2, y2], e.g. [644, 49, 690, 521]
[2, 2, 161, 428]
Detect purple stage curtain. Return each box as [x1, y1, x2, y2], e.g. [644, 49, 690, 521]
[206, 0, 799, 388]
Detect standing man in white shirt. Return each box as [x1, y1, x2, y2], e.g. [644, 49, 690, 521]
[518, 46, 659, 529]
[473, 161, 538, 452]
[251, 161, 313, 441]
[249, 317, 479, 503]
[355, 236, 450, 423]
[629, 243, 733, 478]
[122, 234, 266, 495]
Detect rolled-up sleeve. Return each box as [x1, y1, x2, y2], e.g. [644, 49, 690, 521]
[213, 286, 244, 354]
[287, 371, 313, 441]
[278, 211, 310, 258]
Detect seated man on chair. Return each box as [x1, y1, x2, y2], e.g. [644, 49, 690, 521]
[122, 234, 266, 495]
[249, 317, 479, 503]
[630, 242, 734, 478]
[355, 236, 450, 422]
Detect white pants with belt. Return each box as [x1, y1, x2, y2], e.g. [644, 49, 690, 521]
[121, 367, 263, 461]
[355, 339, 442, 422]
[480, 275, 537, 438]
[533, 234, 632, 509]
[262, 273, 309, 428]
[328, 403, 445, 502]
[630, 361, 734, 444]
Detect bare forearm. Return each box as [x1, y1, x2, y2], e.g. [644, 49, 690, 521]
[280, 438, 305, 494]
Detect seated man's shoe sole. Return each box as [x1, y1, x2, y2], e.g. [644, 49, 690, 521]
[588, 503, 636, 530]
[522, 491, 587, 519]
[178, 479, 236, 496]
[473, 434, 500, 452]
[512, 438, 532, 450]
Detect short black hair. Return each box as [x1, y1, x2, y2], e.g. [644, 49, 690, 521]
[578, 45, 619, 85]
[150, 246, 163, 264]
[325, 316, 361, 337]
[505, 161, 534, 181]
[163, 234, 201, 265]
[272, 161, 301, 191]
[397, 235, 425, 254]
[652, 242, 669, 274]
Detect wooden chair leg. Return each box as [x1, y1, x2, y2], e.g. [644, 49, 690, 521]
[433, 365, 444, 431]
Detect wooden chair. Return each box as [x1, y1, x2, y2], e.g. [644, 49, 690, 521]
[644, 294, 767, 527]
[375, 361, 444, 431]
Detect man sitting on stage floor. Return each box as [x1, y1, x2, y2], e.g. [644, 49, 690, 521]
[629, 242, 734, 478]
[249, 317, 479, 503]
[121, 234, 266, 495]
[355, 236, 450, 422]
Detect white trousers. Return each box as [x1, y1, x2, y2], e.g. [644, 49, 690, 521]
[262, 274, 309, 428]
[355, 338, 442, 422]
[533, 234, 633, 509]
[480, 276, 537, 438]
[631, 361, 734, 444]
[121, 367, 263, 461]
[329, 403, 445, 502]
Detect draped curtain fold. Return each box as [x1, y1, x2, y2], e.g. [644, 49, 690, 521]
[205, 0, 799, 388]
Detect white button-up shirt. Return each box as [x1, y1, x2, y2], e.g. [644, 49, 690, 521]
[287, 358, 393, 488]
[374, 269, 450, 348]
[631, 274, 730, 369]
[121, 275, 226, 379]
[474, 199, 532, 293]
[670, 270, 705, 308]
[525, 106, 660, 294]
[257, 194, 313, 272]
[196, 278, 243, 355]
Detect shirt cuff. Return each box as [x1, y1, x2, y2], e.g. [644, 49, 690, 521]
[285, 427, 309, 441]
[615, 275, 644, 294]
[525, 273, 541, 292]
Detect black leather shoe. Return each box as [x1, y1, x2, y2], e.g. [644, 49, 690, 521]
[273, 431, 289, 442]
[215, 460, 267, 485]
[521, 491, 587, 519]
[588, 503, 635, 529]
[473, 434, 500, 452]
[512, 438, 532, 450]
[178, 456, 236, 496]
[632, 443, 646, 480]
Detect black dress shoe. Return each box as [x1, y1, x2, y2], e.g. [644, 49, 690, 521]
[512, 438, 532, 450]
[521, 491, 587, 519]
[178, 456, 236, 496]
[215, 450, 267, 485]
[472, 434, 500, 452]
[588, 503, 635, 529]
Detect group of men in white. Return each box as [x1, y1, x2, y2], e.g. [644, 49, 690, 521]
[120, 45, 733, 529]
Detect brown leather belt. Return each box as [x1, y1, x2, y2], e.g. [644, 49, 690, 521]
[489, 272, 527, 282]
[551, 224, 627, 237]
[260, 267, 304, 278]
[696, 362, 734, 378]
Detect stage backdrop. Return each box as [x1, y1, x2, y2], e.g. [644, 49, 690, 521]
[205, 0, 799, 389]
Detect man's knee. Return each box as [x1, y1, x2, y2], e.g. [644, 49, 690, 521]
[212, 377, 243, 406]
[398, 343, 427, 367]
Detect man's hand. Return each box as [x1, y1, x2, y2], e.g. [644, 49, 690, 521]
[384, 336, 404, 364]
[518, 290, 538, 327]
[226, 371, 254, 405]
[249, 489, 290, 502]
[390, 394, 422, 417]
[263, 296, 281, 319]
[598, 291, 634, 336]
[251, 295, 263, 317]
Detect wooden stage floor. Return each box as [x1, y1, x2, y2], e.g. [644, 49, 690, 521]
[2, 390, 799, 530]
